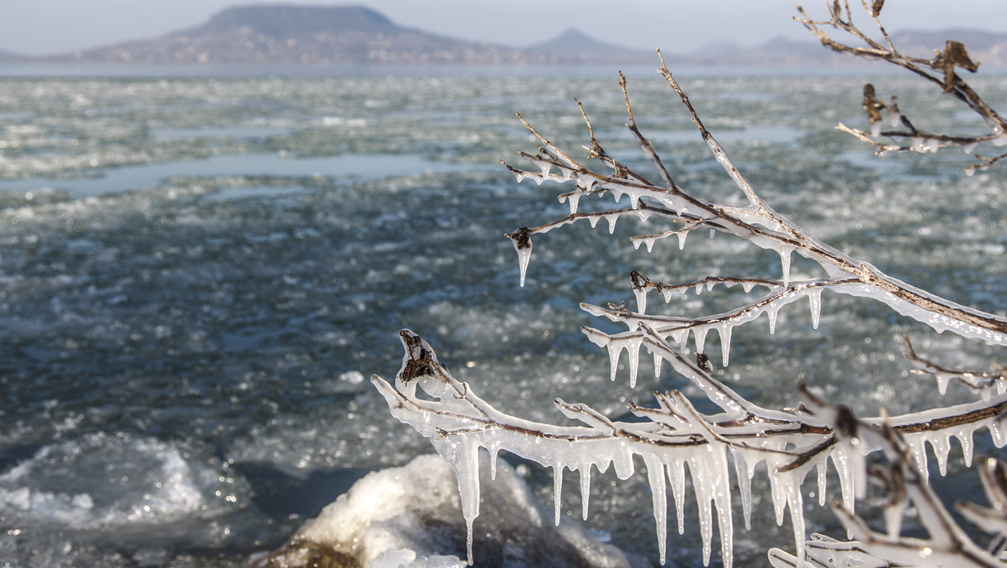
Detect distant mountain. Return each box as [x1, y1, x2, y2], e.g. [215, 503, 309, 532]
[26, 4, 1007, 67]
[50, 5, 561, 65]
[527, 28, 652, 65]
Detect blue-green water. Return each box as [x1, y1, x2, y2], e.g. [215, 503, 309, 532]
[0, 66, 1006, 567]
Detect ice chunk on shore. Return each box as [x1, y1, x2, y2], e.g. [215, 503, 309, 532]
[253, 454, 644, 568]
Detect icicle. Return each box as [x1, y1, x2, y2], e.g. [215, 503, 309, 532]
[612, 446, 636, 481]
[709, 229, 716, 239]
[906, 436, 930, 484]
[732, 450, 753, 531]
[606, 214, 618, 234]
[553, 465, 564, 526]
[742, 281, 756, 293]
[779, 245, 793, 287]
[579, 465, 592, 521]
[990, 419, 1007, 448]
[668, 458, 686, 535]
[816, 460, 827, 507]
[686, 446, 734, 568]
[829, 442, 861, 514]
[634, 286, 648, 314]
[507, 228, 533, 288]
[644, 454, 668, 565]
[567, 193, 582, 215]
[606, 341, 622, 382]
[626, 337, 643, 388]
[629, 192, 641, 209]
[768, 462, 788, 527]
[718, 323, 732, 367]
[488, 446, 499, 480]
[955, 428, 974, 467]
[688, 457, 715, 566]
[431, 436, 481, 566]
[588, 215, 600, 229]
[870, 121, 882, 137]
[610, 187, 625, 205]
[936, 374, 952, 395]
[930, 434, 952, 476]
[807, 288, 822, 329]
[693, 327, 708, 355]
[669, 329, 686, 352]
[964, 141, 978, 155]
[766, 304, 780, 335]
[653, 350, 663, 378]
[676, 230, 688, 250]
[662, 287, 675, 303]
[771, 467, 806, 567]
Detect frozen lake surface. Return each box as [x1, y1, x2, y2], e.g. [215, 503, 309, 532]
[1, 67, 1006, 566]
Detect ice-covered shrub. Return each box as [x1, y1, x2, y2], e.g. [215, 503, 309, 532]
[373, 4, 1007, 567]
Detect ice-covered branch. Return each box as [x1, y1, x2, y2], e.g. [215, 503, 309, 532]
[905, 336, 1007, 400]
[795, 1, 1007, 172]
[769, 390, 1007, 568]
[375, 38, 1007, 568]
[503, 57, 1007, 349]
[373, 330, 1007, 567]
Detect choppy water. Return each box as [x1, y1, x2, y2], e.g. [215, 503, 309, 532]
[0, 66, 1006, 567]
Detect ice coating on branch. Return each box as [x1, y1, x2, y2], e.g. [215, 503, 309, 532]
[833, 279, 1007, 346]
[373, 330, 1007, 568]
[372, 331, 794, 568]
[427, 73, 1007, 568]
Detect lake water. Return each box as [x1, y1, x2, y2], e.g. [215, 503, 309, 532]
[1, 65, 1006, 567]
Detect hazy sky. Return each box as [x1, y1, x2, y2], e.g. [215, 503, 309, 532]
[1, 1, 1003, 57]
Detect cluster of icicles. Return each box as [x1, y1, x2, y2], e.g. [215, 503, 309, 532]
[372, 330, 1007, 567]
